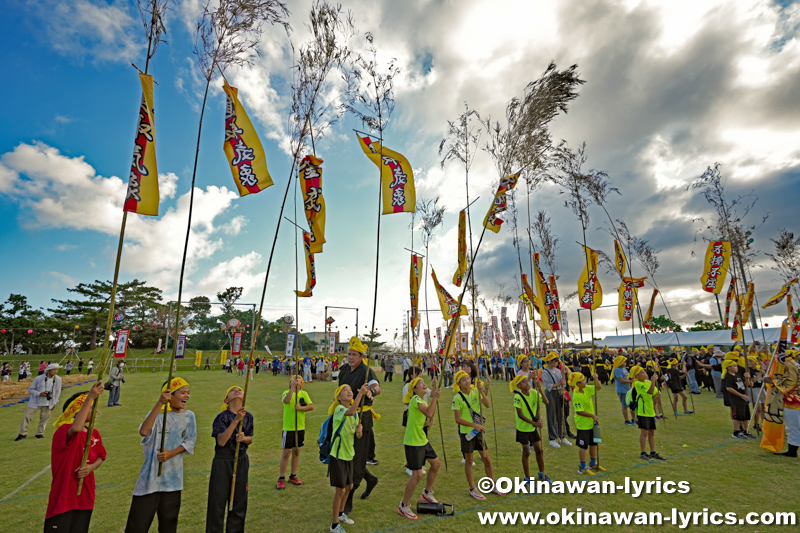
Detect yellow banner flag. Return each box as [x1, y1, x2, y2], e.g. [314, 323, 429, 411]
[195, 349, 203, 366]
[643, 289, 659, 330]
[521, 274, 538, 313]
[618, 277, 647, 321]
[124, 73, 159, 216]
[220, 349, 227, 366]
[700, 241, 731, 294]
[532, 254, 550, 329]
[299, 154, 326, 253]
[453, 209, 467, 286]
[731, 284, 744, 341]
[613, 240, 626, 278]
[520, 293, 534, 320]
[295, 231, 316, 297]
[762, 278, 798, 309]
[431, 268, 467, 320]
[578, 246, 602, 311]
[723, 277, 737, 328]
[356, 134, 416, 214]
[223, 80, 273, 197]
[788, 294, 794, 318]
[741, 281, 755, 324]
[410, 254, 422, 329]
[483, 172, 519, 233]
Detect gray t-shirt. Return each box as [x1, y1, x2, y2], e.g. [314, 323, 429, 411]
[541, 366, 563, 392]
[614, 367, 631, 393]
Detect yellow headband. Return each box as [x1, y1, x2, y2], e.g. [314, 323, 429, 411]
[404, 377, 422, 405]
[613, 355, 627, 369]
[293, 375, 304, 390]
[734, 346, 743, 352]
[349, 336, 366, 354]
[53, 393, 88, 428]
[629, 365, 643, 381]
[568, 372, 584, 387]
[328, 384, 352, 415]
[161, 377, 189, 413]
[543, 352, 558, 362]
[646, 360, 655, 368]
[667, 358, 679, 369]
[509, 374, 527, 392]
[453, 370, 470, 393]
[221, 386, 243, 411]
[721, 359, 737, 377]
[516, 355, 528, 368]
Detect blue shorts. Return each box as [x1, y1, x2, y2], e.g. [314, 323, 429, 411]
[618, 392, 629, 408]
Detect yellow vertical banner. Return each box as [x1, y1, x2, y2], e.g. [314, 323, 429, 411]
[410, 254, 422, 329]
[195, 350, 203, 366]
[356, 134, 416, 214]
[578, 246, 602, 311]
[295, 231, 316, 297]
[223, 80, 274, 197]
[220, 349, 228, 366]
[453, 210, 467, 286]
[299, 154, 326, 253]
[700, 241, 731, 294]
[123, 73, 159, 216]
[483, 172, 519, 233]
[614, 240, 626, 278]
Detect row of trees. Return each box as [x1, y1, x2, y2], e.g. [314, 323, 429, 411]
[0, 281, 315, 355]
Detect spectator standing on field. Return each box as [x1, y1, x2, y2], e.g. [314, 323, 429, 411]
[107, 361, 125, 407]
[65, 360, 73, 376]
[16, 363, 62, 441]
[384, 355, 395, 382]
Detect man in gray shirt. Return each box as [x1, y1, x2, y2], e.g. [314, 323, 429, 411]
[541, 352, 574, 448]
[16, 363, 62, 440]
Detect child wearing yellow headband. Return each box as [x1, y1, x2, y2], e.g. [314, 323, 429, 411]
[452, 371, 503, 500]
[329, 384, 367, 533]
[278, 376, 314, 490]
[125, 378, 196, 533]
[665, 359, 693, 416]
[510, 374, 550, 483]
[570, 371, 603, 475]
[399, 377, 442, 519]
[723, 361, 755, 439]
[612, 356, 636, 426]
[44, 382, 106, 532]
[206, 386, 253, 531]
[629, 366, 666, 461]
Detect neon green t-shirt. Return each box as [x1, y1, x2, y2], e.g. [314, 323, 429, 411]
[452, 387, 480, 434]
[331, 404, 356, 461]
[634, 380, 656, 418]
[403, 395, 429, 446]
[281, 390, 312, 431]
[572, 385, 596, 431]
[513, 390, 542, 432]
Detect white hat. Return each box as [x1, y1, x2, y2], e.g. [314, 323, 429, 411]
[45, 363, 61, 372]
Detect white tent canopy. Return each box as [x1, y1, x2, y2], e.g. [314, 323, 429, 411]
[597, 328, 782, 348]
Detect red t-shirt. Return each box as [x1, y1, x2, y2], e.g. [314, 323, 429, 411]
[237, 361, 244, 370]
[46, 424, 107, 519]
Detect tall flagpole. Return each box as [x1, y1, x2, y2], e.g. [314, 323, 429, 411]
[77, 3, 161, 493]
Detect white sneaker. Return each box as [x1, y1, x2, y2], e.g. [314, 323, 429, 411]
[561, 438, 572, 446]
[406, 467, 426, 475]
[339, 513, 354, 525]
[461, 458, 465, 463]
[549, 440, 561, 449]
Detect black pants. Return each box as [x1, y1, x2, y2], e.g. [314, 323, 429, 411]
[44, 509, 92, 533]
[125, 490, 181, 533]
[344, 413, 377, 514]
[206, 453, 248, 533]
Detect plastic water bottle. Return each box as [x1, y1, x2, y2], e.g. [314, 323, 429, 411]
[465, 428, 479, 441]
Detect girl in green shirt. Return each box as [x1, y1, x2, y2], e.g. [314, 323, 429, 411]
[569, 372, 603, 475]
[510, 373, 550, 483]
[629, 366, 666, 461]
[399, 377, 441, 519]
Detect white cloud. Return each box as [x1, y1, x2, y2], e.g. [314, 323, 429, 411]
[0, 142, 241, 295]
[31, 0, 141, 64]
[46, 271, 77, 287]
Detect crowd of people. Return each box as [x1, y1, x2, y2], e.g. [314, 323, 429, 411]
[9, 334, 797, 533]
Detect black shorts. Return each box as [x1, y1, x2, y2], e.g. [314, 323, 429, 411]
[329, 456, 353, 488]
[670, 386, 683, 394]
[575, 428, 595, 450]
[515, 429, 541, 445]
[459, 431, 486, 454]
[404, 443, 437, 471]
[637, 416, 656, 431]
[730, 403, 750, 422]
[281, 429, 305, 449]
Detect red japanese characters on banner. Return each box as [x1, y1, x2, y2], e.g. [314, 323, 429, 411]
[114, 329, 130, 358]
[232, 331, 243, 356]
[700, 241, 731, 294]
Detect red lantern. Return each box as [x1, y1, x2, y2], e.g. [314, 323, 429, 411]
[0, 329, 5, 333]
[765, 323, 769, 327]
[27, 329, 33, 334]
[153, 322, 157, 326]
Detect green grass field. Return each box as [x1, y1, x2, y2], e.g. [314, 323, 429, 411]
[0, 363, 794, 532]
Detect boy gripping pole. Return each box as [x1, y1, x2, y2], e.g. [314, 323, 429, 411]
[570, 372, 604, 475]
[510, 373, 551, 484]
[628, 365, 666, 461]
[329, 384, 368, 533]
[278, 376, 314, 489]
[206, 386, 254, 532]
[398, 376, 442, 519]
[125, 377, 196, 533]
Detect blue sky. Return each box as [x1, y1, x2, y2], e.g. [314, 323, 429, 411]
[1, 0, 799, 345]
